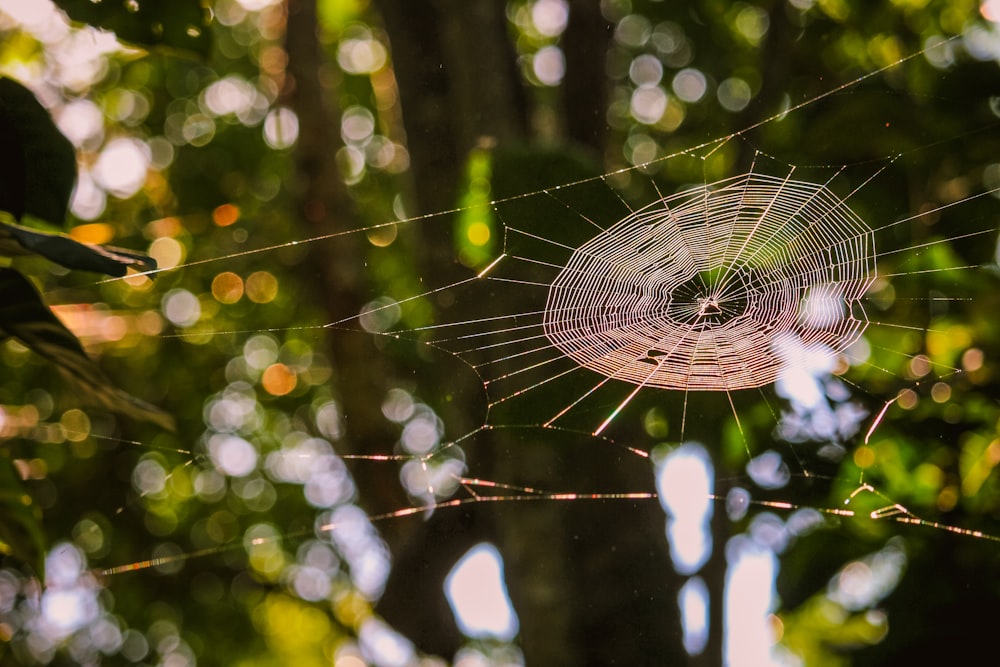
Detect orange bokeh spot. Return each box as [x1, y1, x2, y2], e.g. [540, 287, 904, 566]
[69, 223, 114, 245]
[212, 203, 241, 227]
[262, 363, 296, 396]
[962, 347, 984, 372]
[211, 271, 244, 304]
[897, 388, 919, 410]
[146, 216, 183, 238]
[246, 271, 278, 303]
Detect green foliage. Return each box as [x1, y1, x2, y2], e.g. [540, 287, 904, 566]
[0, 60, 168, 579]
[780, 593, 890, 667]
[0, 455, 45, 577]
[1, 0, 999, 664]
[0, 76, 167, 423]
[0, 268, 174, 431]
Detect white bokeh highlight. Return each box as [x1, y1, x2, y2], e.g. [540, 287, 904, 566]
[445, 543, 519, 641]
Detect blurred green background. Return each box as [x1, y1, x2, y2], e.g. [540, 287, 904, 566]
[1, 0, 1000, 665]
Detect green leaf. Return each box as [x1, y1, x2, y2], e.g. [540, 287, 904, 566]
[0, 268, 175, 431]
[0, 218, 157, 277]
[53, 0, 212, 59]
[0, 456, 46, 578]
[0, 78, 77, 226]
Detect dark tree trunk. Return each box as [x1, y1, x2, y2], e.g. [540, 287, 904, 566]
[285, 0, 698, 662]
[369, 3, 686, 664]
[562, 0, 614, 155]
[374, 0, 529, 283]
[677, 392, 739, 667]
[283, 0, 418, 565]
[488, 430, 686, 666]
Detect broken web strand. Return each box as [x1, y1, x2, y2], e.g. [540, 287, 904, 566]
[89, 396, 998, 579]
[95, 460, 1000, 578]
[48, 44, 999, 577]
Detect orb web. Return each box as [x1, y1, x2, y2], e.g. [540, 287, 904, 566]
[542, 172, 876, 391]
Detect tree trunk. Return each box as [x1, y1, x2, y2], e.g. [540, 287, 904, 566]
[371, 4, 686, 664]
[678, 392, 738, 667]
[374, 0, 529, 283]
[562, 0, 614, 155]
[282, 0, 419, 560]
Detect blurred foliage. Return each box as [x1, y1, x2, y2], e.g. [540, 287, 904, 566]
[0, 454, 45, 579]
[53, 0, 213, 58]
[0, 0, 998, 665]
[0, 72, 167, 581]
[0, 267, 173, 431]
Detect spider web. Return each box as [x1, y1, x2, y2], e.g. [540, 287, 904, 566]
[543, 171, 874, 393]
[53, 38, 1000, 589]
[307, 138, 999, 537]
[439, 163, 877, 436]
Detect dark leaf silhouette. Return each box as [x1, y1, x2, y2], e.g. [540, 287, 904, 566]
[0, 219, 157, 277]
[0, 78, 76, 226]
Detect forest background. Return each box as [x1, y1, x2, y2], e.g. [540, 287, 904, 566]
[1, 0, 1000, 665]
